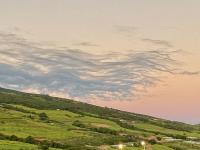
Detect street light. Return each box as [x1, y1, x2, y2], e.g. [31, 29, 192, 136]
[141, 141, 146, 150]
[118, 144, 123, 149]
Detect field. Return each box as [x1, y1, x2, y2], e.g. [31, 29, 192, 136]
[0, 87, 200, 150]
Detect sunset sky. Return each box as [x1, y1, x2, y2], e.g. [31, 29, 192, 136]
[0, 0, 200, 124]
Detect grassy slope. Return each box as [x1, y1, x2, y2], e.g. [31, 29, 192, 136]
[0, 87, 200, 150]
[0, 140, 61, 150]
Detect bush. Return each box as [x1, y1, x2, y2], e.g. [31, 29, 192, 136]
[39, 112, 49, 121]
[72, 120, 86, 128]
[157, 136, 162, 141]
[148, 138, 157, 144]
[9, 135, 19, 141]
[24, 136, 37, 144]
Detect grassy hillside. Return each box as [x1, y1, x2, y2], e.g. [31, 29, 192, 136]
[0, 87, 200, 150]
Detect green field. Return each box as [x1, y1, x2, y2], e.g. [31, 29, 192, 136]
[0, 87, 200, 150]
[0, 140, 61, 150]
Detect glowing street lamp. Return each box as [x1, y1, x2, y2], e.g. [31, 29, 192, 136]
[118, 144, 124, 149]
[141, 141, 146, 150]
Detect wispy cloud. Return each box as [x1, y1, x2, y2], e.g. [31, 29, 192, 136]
[179, 71, 200, 75]
[142, 38, 173, 47]
[114, 25, 137, 36]
[0, 32, 197, 101]
[73, 41, 99, 47]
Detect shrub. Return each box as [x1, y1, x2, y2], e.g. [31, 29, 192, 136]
[148, 138, 157, 144]
[9, 135, 19, 141]
[72, 120, 86, 128]
[24, 136, 37, 144]
[39, 112, 49, 121]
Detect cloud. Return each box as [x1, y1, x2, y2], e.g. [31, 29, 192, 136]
[73, 42, 99, 47]
[114, 25, 137, 36]
[0, 32, 197, 101]
[142, 38, 173, 47]
[179, 71, 200, 75]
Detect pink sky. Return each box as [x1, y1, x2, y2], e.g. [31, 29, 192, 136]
[91, 75, 200, 124]
[0, 0, 200, 124]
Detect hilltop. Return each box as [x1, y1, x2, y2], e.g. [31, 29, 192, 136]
[0, 87, 200, 150]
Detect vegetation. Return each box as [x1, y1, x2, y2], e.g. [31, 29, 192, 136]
[0, 87, 200, 149]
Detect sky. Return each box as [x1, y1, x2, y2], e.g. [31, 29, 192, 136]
[0, 0, 200, 124]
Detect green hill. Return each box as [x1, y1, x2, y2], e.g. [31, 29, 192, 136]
[0, 87, 200, 150]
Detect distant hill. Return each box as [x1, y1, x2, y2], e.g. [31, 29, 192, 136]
[0, 87, 200, 150]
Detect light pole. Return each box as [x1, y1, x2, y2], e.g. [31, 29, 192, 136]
[141, 141, 146, 150]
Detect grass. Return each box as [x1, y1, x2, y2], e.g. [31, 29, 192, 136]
[0, 87, 200, 149]
[152, 144, 174, 150]
[0, 140, 37, 150]
[0, 140, 61, 150]
[0, 106, 93, 141]
[1, 104, 200, 149]
[0, 104, 199, 149]
[135, 122, 200, 138]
